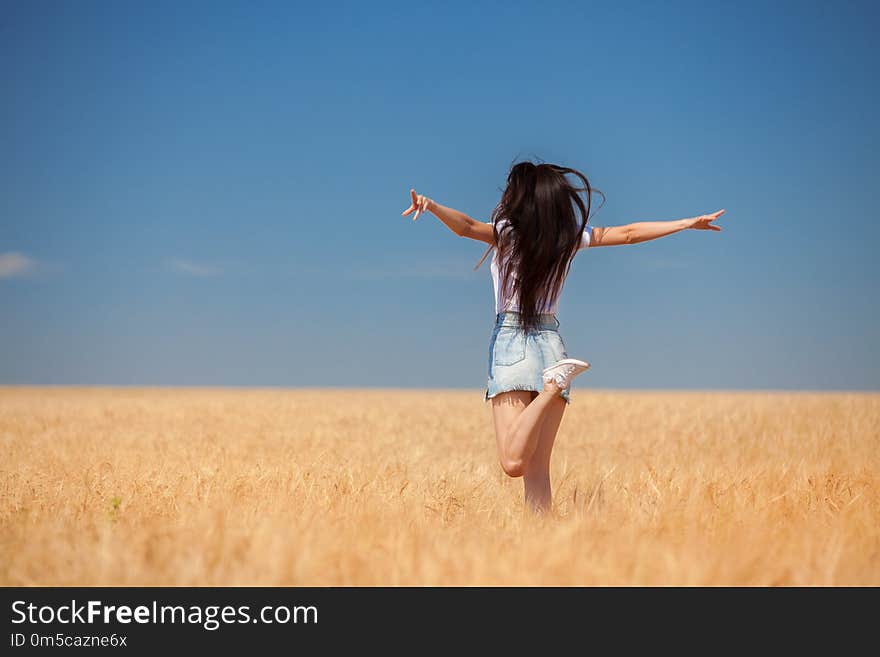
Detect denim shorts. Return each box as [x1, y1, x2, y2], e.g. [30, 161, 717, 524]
[485, 311, 571, 405]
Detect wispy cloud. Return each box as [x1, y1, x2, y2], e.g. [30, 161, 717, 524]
[0, 252, 37, 279]
[165, 258, 220, 277]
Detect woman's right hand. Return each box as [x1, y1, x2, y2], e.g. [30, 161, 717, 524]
[686, 209, 725, 231]
[401, 188, 432, 221]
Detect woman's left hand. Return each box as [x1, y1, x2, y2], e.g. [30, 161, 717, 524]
[401, 188, 432, 221]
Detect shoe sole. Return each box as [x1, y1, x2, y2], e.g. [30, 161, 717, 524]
[542, 357, 590, 376]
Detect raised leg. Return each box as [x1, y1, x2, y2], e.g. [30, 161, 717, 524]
[490, 379, 566, 478]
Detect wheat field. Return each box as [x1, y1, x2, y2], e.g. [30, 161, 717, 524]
[1, 386, 878, 586]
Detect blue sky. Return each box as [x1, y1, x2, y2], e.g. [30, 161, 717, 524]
[1, 0, 877, 390]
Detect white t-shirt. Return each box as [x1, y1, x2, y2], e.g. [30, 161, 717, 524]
[486, 219, 592, 315]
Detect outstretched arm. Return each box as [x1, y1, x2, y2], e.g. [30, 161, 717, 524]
[401, 189, 495, 245]
[590, 209, 726, 247]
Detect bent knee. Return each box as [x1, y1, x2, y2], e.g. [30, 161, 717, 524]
[500, 457, 525, 478]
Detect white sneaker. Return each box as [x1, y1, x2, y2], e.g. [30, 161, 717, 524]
[542, 358, 590, 390]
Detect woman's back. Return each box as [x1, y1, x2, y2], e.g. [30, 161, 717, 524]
[487, 218, 593, 315]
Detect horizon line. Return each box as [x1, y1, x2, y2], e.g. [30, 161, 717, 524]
[0, 384, 877, 394]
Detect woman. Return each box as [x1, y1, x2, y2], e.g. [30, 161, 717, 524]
[401, 161, 725, 513]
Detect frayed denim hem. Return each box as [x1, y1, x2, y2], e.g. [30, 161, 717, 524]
[485, 385, 571, 405]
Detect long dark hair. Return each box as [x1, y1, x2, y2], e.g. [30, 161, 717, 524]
[475, 160, 605, 335]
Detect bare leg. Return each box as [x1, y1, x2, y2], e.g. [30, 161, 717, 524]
[523, 393, 566, 513]
[490, 379, 565, 478]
